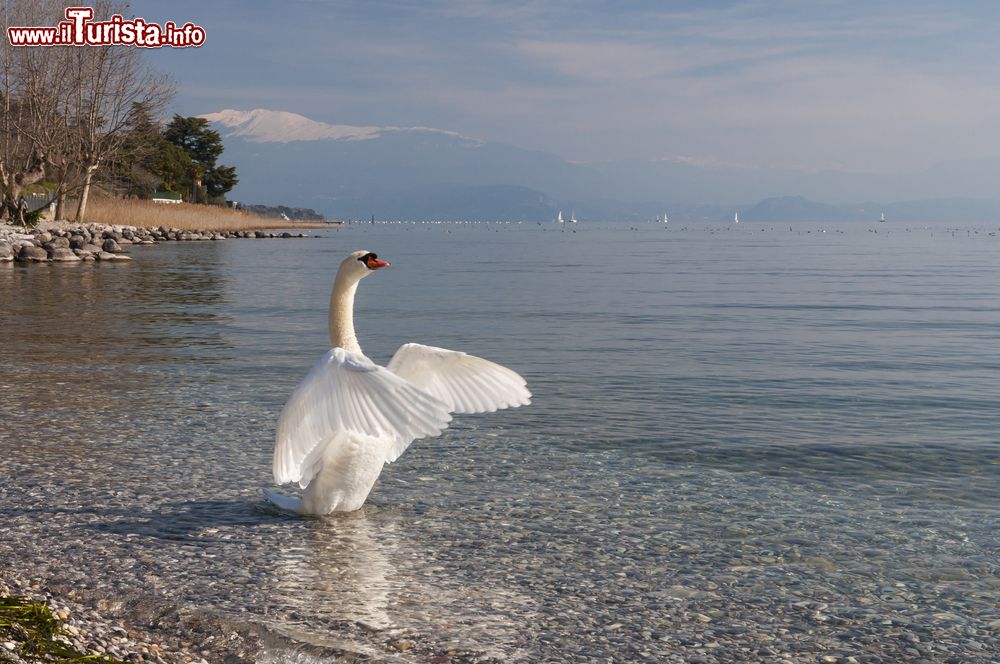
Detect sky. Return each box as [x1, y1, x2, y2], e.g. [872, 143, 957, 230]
[132, 0, 1000, 174]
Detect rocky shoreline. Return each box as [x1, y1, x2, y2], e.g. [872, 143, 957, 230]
[0, 222, 310, 264]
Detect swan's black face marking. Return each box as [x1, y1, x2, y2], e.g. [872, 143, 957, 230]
[358, 252, 389, 270]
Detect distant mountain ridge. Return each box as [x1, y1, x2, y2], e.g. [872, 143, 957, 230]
[739, 196, 1000, 223]
[332, 184, 557, 222]
[201, 108, 1000, 221]
[201, 109, 603, 219]
[741, 196, 854, 222]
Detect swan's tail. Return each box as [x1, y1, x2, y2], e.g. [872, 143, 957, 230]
[263, 488, 303, 514]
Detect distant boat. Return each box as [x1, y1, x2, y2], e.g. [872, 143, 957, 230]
[555, 210, 564, 224]
[734, 212, 740, 224]
[657, 212, 668, 223]
[879, 212, 886, 223]
[570, 211, 577, 223]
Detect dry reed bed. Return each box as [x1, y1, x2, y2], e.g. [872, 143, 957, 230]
[83, 197, 332, 231]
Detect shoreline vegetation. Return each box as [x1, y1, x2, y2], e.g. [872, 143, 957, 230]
[82, 197, 334, 232]
[0, 2, 286, 230]
[6, 6, 305, 241]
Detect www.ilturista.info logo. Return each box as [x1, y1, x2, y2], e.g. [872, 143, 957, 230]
[7, 7, 205, 47]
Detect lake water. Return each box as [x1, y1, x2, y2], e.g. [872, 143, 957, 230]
[1, 221, 998, 663]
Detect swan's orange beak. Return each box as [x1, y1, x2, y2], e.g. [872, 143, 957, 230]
[367, 257, 390, 269]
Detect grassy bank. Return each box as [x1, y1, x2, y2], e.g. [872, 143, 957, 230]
[82, 197, 334, 231]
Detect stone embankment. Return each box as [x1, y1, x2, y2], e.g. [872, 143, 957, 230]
[0, 223, 309, 263]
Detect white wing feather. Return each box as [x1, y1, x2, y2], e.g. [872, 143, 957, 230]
[273, 348, 452, 485]
[387, 343, 532, 416]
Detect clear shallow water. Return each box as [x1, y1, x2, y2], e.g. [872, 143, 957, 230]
[1, 222, 999, 662]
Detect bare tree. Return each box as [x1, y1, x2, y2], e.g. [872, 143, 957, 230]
[0, 0, 65, 222]
[0, 0, 174, 223]
[10, 3, 83, 221]
[70, 1, 173, 222]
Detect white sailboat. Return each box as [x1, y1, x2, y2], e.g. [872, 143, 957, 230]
[879, 212, 886, 223]
[555, 210, 564, 224]
[570, 211, 577, 223]
[734, 212, 740, 224]
[656, 212, 668, 223]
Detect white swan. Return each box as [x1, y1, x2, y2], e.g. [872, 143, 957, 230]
[265, 250, 531, 515]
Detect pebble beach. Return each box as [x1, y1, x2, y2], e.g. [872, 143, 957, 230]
[0, 570, 254, 664]
[1, 218, 314, 663]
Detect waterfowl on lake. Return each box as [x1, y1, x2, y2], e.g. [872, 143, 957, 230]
[265, 250, 531, 514]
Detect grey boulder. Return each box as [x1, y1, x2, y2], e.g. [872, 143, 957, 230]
[18, 245, 48, 261]
[48, 247, 81, 262]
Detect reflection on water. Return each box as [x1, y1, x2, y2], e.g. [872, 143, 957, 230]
[1, 244, 230, 360]
[269, 510, 397, 631]
[1, 223, 999, 662]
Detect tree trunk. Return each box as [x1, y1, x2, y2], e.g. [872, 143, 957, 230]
[1, 193, 26, 228]
[1, 194, 15, 224]
[52, 162, 70, 221]
[75, 164, 98, 223]
[1, 153, 47, 225]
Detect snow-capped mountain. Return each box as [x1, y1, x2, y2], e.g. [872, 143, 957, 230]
[200, 108, 475, 144]
[200, 109, 380, 143]
[200, 108, 602, 219]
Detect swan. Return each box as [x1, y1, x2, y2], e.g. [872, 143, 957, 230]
[264, 250, 531, 515]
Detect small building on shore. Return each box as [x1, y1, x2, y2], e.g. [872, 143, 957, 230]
[152, 191, 183, 204]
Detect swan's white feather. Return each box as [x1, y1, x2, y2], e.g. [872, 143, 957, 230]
[273, 347, 452, 486]
[387, 343, 532, 420]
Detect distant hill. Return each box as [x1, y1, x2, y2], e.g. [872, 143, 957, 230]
[589, 157, 1000, 208]
[201, 109, 1000, 221]
[736, 196, 1000, 224]
[880, 197, 1000, 223]
[334, 184, 557, 221]
[740, 196, 854, 222]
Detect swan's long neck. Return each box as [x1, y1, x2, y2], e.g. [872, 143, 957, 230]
[329, 270, 363, 354]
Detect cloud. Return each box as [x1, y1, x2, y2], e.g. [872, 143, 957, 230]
[143, 0, 1000, 173]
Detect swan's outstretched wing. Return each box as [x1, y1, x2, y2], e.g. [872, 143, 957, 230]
[387, 343, 532, 419]
[274, 348, 452, 485]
